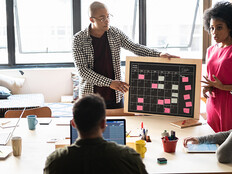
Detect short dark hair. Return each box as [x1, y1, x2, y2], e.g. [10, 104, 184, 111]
[203, 1, 232, 37]
[72, 94, 106, 134]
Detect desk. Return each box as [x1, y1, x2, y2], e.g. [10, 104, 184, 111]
[0, 116, 232, 174]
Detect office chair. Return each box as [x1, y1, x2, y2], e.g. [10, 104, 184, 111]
[4, 106, 52, 118]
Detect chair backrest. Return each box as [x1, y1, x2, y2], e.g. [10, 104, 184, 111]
[4, 106, 52, 118]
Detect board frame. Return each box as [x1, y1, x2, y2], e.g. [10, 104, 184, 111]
[124, 56, 202, 119]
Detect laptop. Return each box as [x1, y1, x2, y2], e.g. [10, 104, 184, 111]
[0, 108, 26, 145]
[70, 118, 126, 145]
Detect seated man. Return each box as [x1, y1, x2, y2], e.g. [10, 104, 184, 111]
[183, 129, 232, 163]
[44, 94, 148, 174]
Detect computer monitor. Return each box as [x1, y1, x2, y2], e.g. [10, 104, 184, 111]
[70, 118, 126, 145]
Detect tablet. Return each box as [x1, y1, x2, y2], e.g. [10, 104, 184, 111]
[186, 144, 218, 153]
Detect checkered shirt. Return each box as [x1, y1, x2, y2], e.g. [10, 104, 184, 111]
[72, 25, 161, 103]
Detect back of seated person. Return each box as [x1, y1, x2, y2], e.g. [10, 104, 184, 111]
[43, 94, 148, 174]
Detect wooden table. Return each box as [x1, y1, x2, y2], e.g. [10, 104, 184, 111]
[0, 116, 232, 174]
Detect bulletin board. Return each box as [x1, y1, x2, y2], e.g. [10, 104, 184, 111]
[124, 57, 202, 119]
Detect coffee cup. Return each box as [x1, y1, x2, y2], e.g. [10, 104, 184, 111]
[27, 115, 38, 130]
[11, 136, 22, 156]
[135, 140, 147, 158]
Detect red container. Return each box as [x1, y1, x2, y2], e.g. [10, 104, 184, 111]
[162, 138, 178, 153]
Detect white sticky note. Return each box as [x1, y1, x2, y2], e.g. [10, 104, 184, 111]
[158, 84, 164, 89]
[172, 93, 178, 97]
[158, 76, 165, 81]
[171, 98, 178, 103]
[172, 84, 178, 90]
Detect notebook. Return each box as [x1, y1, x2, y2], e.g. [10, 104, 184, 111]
[0, 108, 25, 146]
[186, 144, 218, 153]
[70, 118, 126, 145]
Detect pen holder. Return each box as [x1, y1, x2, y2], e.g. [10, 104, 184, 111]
[162, 137, 178, 153]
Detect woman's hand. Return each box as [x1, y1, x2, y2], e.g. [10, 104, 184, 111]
[203, 86, 214, 99]
[183, 137, 199, 147]
[201, 75, 224, 90]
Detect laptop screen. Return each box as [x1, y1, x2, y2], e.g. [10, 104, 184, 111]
[70, 119, 126, 145]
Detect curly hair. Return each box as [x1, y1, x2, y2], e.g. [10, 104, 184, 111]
[203, 1, 232, 37]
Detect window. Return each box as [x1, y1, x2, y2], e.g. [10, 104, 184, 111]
[0, 0, 8, 64]
[14, 0, 73, 64]
[147, 0, 203, 58]
[81, 0, 139, 61]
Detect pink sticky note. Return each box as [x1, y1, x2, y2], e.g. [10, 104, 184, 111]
[137, 105, 143, 111]
[138, 98, 144, 103]
[185, 101, 192, 107]
[151, 83, 158, 89]
[182, 76, 189, 82]
[164, 99, 170, 104]
[185, 85, 191, 91]
[164, 108, 170, 113]
[184, 94, 190, 100]
[158, 99, 164, 105]
[138, 74, 144, 79]
[183, 108, 190, 113]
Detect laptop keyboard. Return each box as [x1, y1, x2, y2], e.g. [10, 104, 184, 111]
[0, 132, 11, 145]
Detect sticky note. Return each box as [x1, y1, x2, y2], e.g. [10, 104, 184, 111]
[185, 101, 192, 107]
[137, 105, 143, 111]
[164, 108, 170, 113]
[182, 76, 189, 82]
[171, 98, 178, 103]
[172, 93, 178, 97]
[158, 84, 164, 89]
[183, 108, 190, 113]
[138, 74, 144, 79]
[184, 94, 190, 100]
[151, 83, 158, 89]
[164, 99, 170, 104]
[158, 99, 164, 105]
[172, 84, 178, 90]
[138, 98, 144, 103]
[185, 85, 191, 91]
[158, 76, 165, 81]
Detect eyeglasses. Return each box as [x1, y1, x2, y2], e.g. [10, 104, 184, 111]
[91, 14, 113, 23]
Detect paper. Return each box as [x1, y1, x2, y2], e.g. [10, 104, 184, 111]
[182, 76, 189, 82]
[138, 98, 144, 103]
[185, 85, 191, 91]
[158, 76, 165, 81]
[184, 94, 190, 100]
[137, 105, 143, 111]
[0, 146, 12, 159]
[151, 83, 158, 89]
[164, 99, 171, 104]
[164, 108, 170, 113]
[158, 99, 164, 105]
[138, 74, 144, 79]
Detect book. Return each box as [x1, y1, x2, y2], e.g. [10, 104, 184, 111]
[170, 119, 202, 128]
[185, 144, 218, 153]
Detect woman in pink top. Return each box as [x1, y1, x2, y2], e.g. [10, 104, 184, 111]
[202, 2, 232, 132]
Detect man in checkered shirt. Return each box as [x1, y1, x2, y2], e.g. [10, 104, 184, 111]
[73, 1, 179, 115]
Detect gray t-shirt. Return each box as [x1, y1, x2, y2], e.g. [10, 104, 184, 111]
[44, 138, 148, 174]
[197, 129, 232, 163]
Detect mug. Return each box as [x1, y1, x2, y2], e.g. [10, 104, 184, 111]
[135, 140, 147, 158]
[27, 115, 38, 130]
[11, 136, 22, 156]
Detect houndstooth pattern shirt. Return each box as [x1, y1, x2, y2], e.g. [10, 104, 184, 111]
[72, 25, 161, 103]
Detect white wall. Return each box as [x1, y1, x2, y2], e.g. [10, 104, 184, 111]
[0, 68, 76, 103]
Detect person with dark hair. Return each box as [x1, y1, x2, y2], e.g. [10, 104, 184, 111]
[44, 94, 148, 174]
[201, 1, 232, 132]
[73, 1, 179, 115]
[183, 129, 232, 163]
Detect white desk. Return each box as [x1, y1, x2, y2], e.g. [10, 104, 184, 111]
[0, 116, 232, 174]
